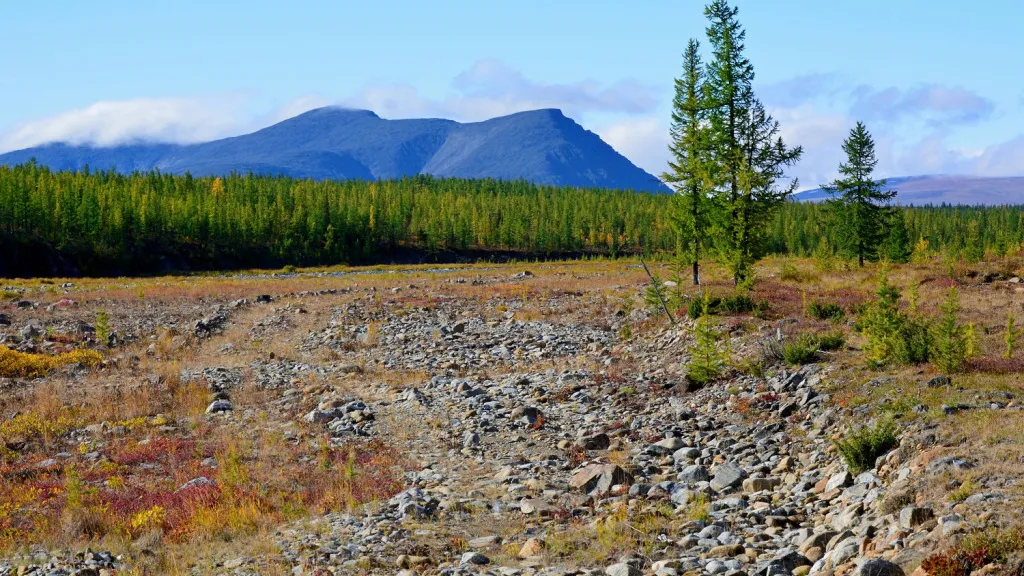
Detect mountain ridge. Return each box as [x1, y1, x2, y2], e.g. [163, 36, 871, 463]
[0, 107, 670, 192]
[795, 174, 1024, 205]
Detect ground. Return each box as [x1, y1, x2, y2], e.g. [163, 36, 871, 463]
[0, 257, 1021, 576]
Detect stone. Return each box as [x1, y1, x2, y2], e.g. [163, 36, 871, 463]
[743, 477, 780, 493]
[826, 471, 853, 491]
[579, 433, 611, 450]
[856, 559, 905, 576]
[678, 464, 710, 483]
[606, 563, 642, 576]
[460, 552, 489, 566]
[468, 535, 501, 549]
[205, 400, 233, 414]
[710, 463, 746, 492]
[569, 464, 633, 495]
[518, 538, 545, 558]
[899, 506, 934, 529]
[927, 375, 951, 388]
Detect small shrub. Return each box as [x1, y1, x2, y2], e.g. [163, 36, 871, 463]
[931, 287, 968, 374]
[860, 270, 932, 368]
[816, 331, 846, 351]
[780, 262, 802, 282]
[783, 334, 819, 366]
[921, 529, 1024, 576]
[281, 264, 297, 274]
[685, 493, 711, 523]
[950, 477, 980, 504]
[808, 301, 845, 322]
[834, 419, 898, 473]
[685, 293, 730, 386]
[687, 293, 766, 319]
[1005, 313, 1020, 359]
[95, 311, 110, 343]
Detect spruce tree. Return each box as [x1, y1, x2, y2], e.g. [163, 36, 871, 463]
[664, 38, 713, 286]
[703, 1, 802, 284]
[824, 122, 897, 266]
[885, 209, 912, 263]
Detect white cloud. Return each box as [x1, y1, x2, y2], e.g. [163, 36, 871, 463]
[0, 96, 246, 152]
[344, 59, 659, 123]
[595, 117, 669, 177]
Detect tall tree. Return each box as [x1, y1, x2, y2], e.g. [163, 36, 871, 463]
[664, 38, 712, 286]
[824, 122, 896, 266]
[703, 0, 802, 284]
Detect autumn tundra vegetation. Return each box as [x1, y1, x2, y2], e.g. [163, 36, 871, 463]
[2, 1, 1024, 576]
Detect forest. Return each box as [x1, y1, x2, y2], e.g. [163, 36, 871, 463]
[1, 161, 1024, 277]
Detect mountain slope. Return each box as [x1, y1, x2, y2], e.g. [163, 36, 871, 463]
[0, 107, 669, 192]
[795, 175, 1024, 205]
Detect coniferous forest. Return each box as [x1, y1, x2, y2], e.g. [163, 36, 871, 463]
[2, 161, 1024, 277]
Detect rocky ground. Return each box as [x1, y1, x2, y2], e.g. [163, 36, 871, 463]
[0, 261, 1021, 576]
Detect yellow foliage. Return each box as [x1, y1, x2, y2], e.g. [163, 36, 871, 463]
[130, 505, 165, 533]
[0, 346, 102, 378]
[0, 411, 83, 447]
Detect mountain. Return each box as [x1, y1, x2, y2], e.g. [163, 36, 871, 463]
[795, 175, 1024, 205]
[0, 107, 670, 192]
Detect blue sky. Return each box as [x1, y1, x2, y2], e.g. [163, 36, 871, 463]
[2, 0, 1022, 187]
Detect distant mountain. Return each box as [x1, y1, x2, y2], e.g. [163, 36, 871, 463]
[795, 175, 1024, 205]
[0, 107, 669, 192]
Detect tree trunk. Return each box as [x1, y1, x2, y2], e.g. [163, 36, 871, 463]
[693, 260, 700, 286]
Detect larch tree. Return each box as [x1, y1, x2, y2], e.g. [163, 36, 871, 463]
[824, 121, 897, 266]
[703, 0, 802, 285]
[664, 38, 713, 286]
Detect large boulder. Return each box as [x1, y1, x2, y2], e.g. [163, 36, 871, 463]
[569, 464, 634, 496]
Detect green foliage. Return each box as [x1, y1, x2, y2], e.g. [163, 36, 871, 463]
[1005, 313, 1020, 359]
[885, 211, 912, 263]
[807, 301, 845, 322]
[859, 270, 931, 368]
[782, 334, 820, 366]
[931, 287, 968, 374]
[94, 311, 110, 343]
[701, 1, 802, 285]
[823, 122, 897, 267]
[686, 292, 763, 319]
[664, 38, 713, 287]
[816, 331, 846, 351]
[834, 419, 898, 474]
[685, 294, 730, 386]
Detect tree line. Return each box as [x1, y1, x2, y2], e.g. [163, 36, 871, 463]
[1, 160, 1023, 277]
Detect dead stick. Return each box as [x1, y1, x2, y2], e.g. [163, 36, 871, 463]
[639, 257, 677, 326]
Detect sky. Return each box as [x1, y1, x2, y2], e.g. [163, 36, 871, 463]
[2, 0, 1023, 189]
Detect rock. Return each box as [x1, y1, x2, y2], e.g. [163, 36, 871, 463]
[205, 400, 233, 414]
[743, 477, 780, 493]
[460, 552, 489, 566]
[826, 471, 853, 491]
[176, 477, 216, 493]
[710, 463, 747, 492]
[709, 544, 745, 557]
[579, 433, 611, 450]
[0, 313, 9, 326]
[569, 463, 634, 496]
[468, 535, 501, 549]
[606, 562, 642, 576]
[927, 375, 951, 387]
[856, 559, 905, 576]
[678, 464, 710, 483]
[899, 506, 934, 529]
[518, 538, 545, 558]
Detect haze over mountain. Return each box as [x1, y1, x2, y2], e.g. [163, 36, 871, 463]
[795, 175, 1024, 206]
[0, 107, 670, 192]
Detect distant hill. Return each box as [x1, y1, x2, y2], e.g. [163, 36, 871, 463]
[795, 175, 1024, 205]
[0, 107, 669, 192]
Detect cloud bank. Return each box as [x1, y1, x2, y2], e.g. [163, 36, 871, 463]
[1, 60, 1020, 187]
